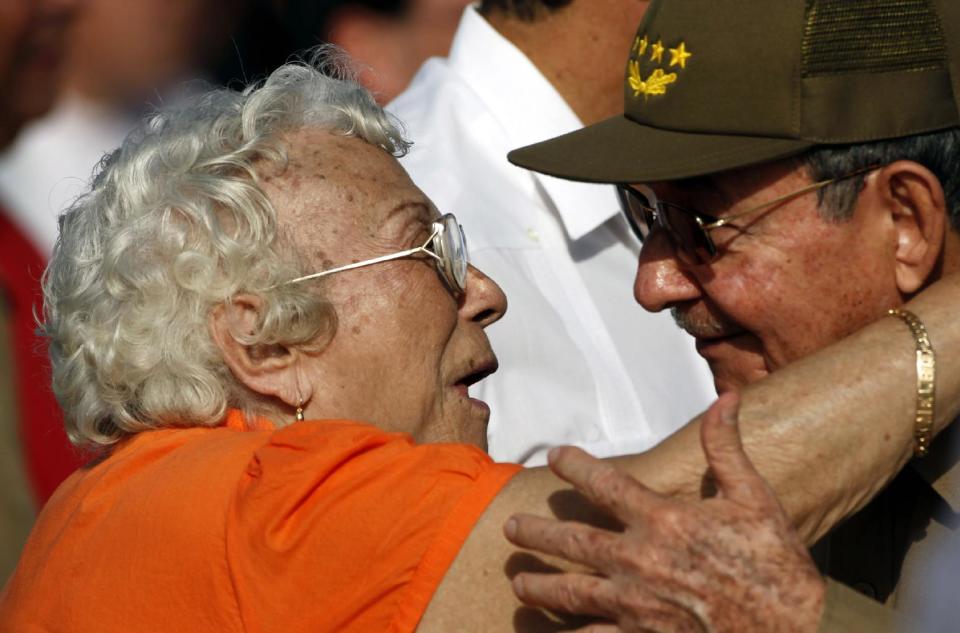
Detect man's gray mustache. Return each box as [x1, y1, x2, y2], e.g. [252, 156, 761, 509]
[671, 306, 735, 338]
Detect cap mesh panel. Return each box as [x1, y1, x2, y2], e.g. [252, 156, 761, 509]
[803, 0, 947, 76]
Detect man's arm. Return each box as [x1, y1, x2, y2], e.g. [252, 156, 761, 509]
[416, 273, 960, 631]
[501, 395, 900, 633]
[504, 394, 826, 633]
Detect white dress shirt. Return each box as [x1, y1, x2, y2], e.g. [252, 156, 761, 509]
[396, 7, 715, 465]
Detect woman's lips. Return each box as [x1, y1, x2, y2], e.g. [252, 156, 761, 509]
[452, 383, 491, 414]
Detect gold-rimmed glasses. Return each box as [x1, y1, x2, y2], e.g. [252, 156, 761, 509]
[279, 213, 468, 295]
[617, 165, 879, 264]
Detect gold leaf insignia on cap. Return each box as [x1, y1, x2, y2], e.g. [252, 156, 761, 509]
[637, 35, 649, 56]
[628, 59, 643, 94]
[668, 42, 691, 69]
[650, 40, 665, 63]
[628, 63, 677, 99]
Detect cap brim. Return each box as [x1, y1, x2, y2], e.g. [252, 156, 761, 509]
[507, 114, 815, 183]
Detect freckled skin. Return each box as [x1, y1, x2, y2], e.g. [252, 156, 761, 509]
[506, 397, 825, 633]
[259, 129, 507, 447]
[635, 160, 902, 393]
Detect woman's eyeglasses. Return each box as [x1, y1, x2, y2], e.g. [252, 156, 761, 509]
[279, 213, 468, 295]
[616, 166, 878, 265]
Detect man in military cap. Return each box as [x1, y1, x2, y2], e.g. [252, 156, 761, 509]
[506, 0, 960, 628]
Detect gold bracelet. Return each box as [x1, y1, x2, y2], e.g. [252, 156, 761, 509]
[888, 308, 936, 457]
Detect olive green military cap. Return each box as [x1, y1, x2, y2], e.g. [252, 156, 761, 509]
[508, 0, 960, 183]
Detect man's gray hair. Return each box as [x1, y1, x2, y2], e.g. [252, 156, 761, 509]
[42, 54, 410, 448]
[804, 127, 960, 231]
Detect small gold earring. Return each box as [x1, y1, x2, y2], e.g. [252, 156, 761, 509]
[295, 399, 305, 422]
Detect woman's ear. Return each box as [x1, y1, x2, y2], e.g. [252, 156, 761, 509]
[874, 161, 948, 295]
[208, 294, 311, 408]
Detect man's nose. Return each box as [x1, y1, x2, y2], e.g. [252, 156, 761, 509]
[634, 229, 703, 312]
[462, 265, 507, 327]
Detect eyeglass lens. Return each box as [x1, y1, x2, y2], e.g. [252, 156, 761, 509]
[617, 186, 716, 264]
[617, 186, 654, 241]
[434, 214, 469, 294]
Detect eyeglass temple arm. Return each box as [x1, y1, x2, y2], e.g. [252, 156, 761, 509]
[703, 165, 878, 230]
[280, 227, 442, 287]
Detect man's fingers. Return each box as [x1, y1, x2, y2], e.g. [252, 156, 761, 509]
[547, 446, 661, 522]
[505, 513, 619, 569]
[700, 392, 776, 510]
[512, 571, 620, 619]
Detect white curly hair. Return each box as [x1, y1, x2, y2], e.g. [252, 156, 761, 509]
[42, 53, 411, 447]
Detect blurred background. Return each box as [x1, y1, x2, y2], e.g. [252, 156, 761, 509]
[0, 0, 472, 584]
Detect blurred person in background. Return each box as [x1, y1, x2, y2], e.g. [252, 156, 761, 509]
[274, 0, 471, 103]
[0, 0, 475, 260]
[389, 0, 715, 466]
[0, 0, 245, 258]
[0, 0, 78, 147]
[0, 0, 251, 518]
[0, 0, 82, 583]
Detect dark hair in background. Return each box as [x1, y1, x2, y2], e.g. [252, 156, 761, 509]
[478, 0, 574, 21]
[211, 0, 411, 88]
[803, 127, 960, 232]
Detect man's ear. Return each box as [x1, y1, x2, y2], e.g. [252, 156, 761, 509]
[208, 294, 311, 408]
[875, 161, 948, 295]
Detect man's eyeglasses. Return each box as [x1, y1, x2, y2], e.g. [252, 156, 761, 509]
[616, 166, 878, 264]
[279, 213, 468, 295]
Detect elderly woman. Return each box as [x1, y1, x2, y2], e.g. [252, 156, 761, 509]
[4, 56, 960, 633]
[0, 58, 525, 631]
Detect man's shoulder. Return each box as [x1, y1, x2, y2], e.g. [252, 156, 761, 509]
[390, 63, 525, 224]
[390, 57, 469, 125]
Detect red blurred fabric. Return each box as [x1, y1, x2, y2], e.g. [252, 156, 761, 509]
[0, 210, 85, 503]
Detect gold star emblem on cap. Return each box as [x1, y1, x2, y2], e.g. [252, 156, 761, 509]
[669, 42, 692, 69]
[650, 40, 665, 63]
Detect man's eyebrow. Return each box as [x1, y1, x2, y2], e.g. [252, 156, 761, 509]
[674, 175, 734, 208]
[675, 175, 718, 194]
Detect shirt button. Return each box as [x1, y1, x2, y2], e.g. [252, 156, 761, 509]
[526, 228, 540, 243]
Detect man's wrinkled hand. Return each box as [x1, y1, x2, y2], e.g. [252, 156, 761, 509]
[503, 393, 826, 633]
